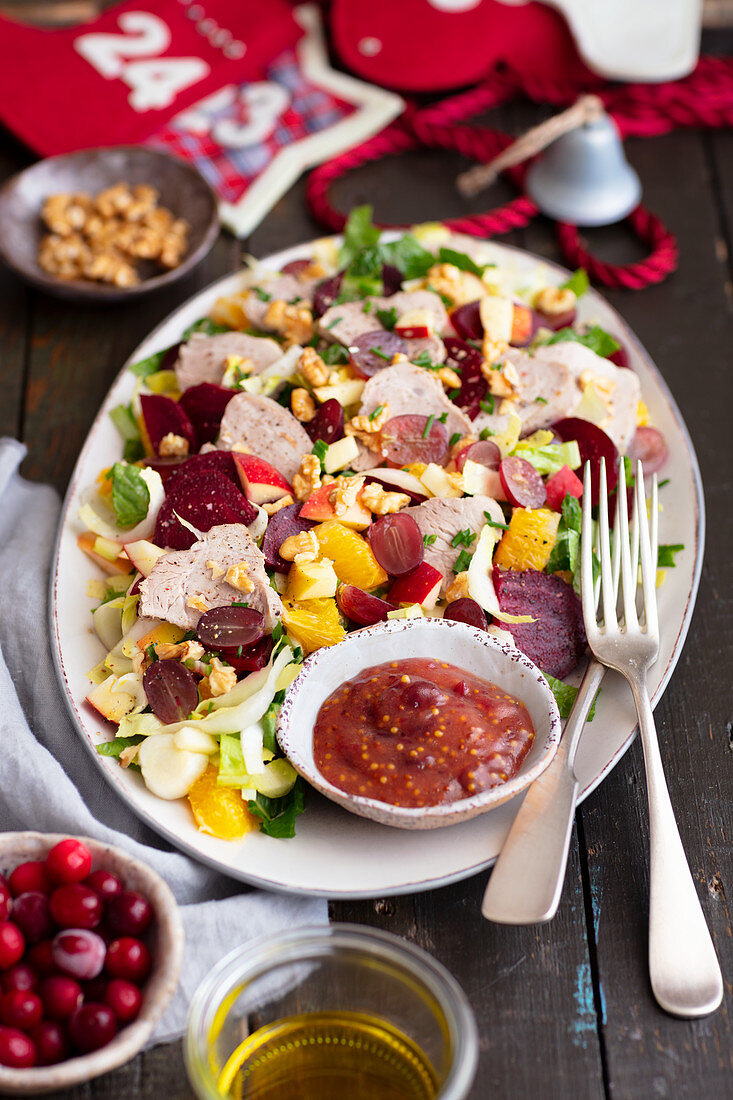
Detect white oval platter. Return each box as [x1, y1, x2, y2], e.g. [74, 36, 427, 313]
[50, 236, 704, 899]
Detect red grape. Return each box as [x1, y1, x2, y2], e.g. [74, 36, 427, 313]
[280, 258, 311, 277]
[0, 923, 25, 970]
[85, 870, 123, 902]
[50, 884, 102, 931]
[29, 1020, 67, 1066]
[455, 440, 501, 473]
[627, 426, 668, 474]
[106, 937, 151, 984]
[8, 861, 49, 897]
[52, 929, 106, 980]
[552, 417, 618, 505]
[380, 414, 449, 468]
[499, 457, 547, 508]
[1, 963, 37, 994]
[534, 307, 576, 331]
[11, 892, 53, 944]
[313, 273, 343, 317]
[0, 989, 42, 1030]
[337, 586, 395, 626]
[443, 598, 488, 630]
[348, 331, 407, 379]
[0, 1025, 36, 1067]
[104, 979, 142, 1023]
[45, 839, 93, 885]
[305, 398, 344, 445]
[106, 892, 153, 938]
[368, 514, 424, 576]
[40, 976, 83, 1021]
[196, 606, 265, 650]
[68, 1003, 117, 1053]
[142, 659, 199, 725]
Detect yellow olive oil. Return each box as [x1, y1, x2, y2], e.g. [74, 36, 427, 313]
[217, 1010, 440, 1100]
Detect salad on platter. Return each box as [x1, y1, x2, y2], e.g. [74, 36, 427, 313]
[77, 208, 677, 842]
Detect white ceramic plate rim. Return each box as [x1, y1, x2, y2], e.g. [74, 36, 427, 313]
[50, 235, 704, 899]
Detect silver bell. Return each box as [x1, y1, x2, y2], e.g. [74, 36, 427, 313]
[526, 113, 642, 227]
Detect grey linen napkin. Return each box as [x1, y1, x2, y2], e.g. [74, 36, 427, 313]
[0, 438, 327, 1043]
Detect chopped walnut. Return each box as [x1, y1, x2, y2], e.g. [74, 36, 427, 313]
[154, 640, 205, 661]
[279, 530, 320, 561]
[445, 571, 471, 602]
[298, 260, 327, 280]
[534, 285, 577, 316]
[81, 249, 140, 288]
[436, 366, 462, 390]
[346, 402, 390, 437]
[329, 475, 365, 517]
[482, 359, 519, 398]
[291, 388, 316, 422]
[159, 432, 190, 457]
[425, 263, 465, 306]
[292, 454, 322, 501]
[187, 594, 209, 614]
[225, 562, 254, 594]
[391, 352, 409, 365]
[131, 647, 153, 676]
[41, 193, 92, 236]
[360, 482, 410, 515]
[265, 300, 314, 346]
[263, 494, 295, 515]
[481, 335, 508, 366]
[206, 560, 226, 580]
[95, 183, 134, 218]
[297, 346, 330, 387]
[207, 657, 238, 697]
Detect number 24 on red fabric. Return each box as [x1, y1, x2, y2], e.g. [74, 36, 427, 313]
[0, 0, 302, 156]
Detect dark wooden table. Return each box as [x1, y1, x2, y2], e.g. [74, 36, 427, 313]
[2, 77, 731, 1100]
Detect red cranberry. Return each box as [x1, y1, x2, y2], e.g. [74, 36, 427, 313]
[50, 884, 102, 930]
[46, 839, 93, 886]
[85, 869, 122, 901]
[0, 884, 11, 922]
[1, 963, 37, 993]
[8, 861, 49, 896]
[29, 1020, 68, 1066]
[0, 1025, 36, 1067]
[68, 1003, 117, 1053]
[11, 891, 53, 944]
[27, 939, 56, 977]
[105, 937, 151, 984]
[40, 975, 83, 1021]
[0, 989, 43, 1030]
[52, 929, 106, 980]
[0, 922, 25, 970]
[104, 978, 142, 1023]
[106, 891, 153, 937]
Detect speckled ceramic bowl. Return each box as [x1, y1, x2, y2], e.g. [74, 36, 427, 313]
[277, 619, 562, 830]
[0, 832, 183, 1095]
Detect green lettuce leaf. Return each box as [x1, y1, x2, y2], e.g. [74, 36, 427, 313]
[181, 317, 230, 340]
[544, 675, 598, 721]
[436, 246, 489, 278]
[541, 324, 620, 359]
[513, 441, 581, 476]
[559, 268, 590, 297]
[110, 463, 150, 529]
[380, 234, 434, 280]
[657, 543, 684, 568]
[248, 779, 306, 839]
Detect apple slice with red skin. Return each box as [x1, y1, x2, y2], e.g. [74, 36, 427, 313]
[510, 303, 534, 346]
[124, 539, 166, 577]
[388, 561, 443, 610]
[394, 309, 433, 339]
[232, 453, 292, 504]
[299, 484, 371, 530]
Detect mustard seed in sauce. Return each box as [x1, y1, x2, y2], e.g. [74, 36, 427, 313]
[313, 658, 535, 808]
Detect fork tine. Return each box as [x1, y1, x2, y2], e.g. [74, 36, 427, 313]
[616, 459, 638, 630]
[635, 461, 659, 639]
[650, 470, 659, 568]
[597, 460, 617, 630]
[581, 461, 597, 632]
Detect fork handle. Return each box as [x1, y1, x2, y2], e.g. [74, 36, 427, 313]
[482, 660, 605, 924]
[631, 676, 724, 1017]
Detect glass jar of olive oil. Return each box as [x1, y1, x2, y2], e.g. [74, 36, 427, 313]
[185, 925, 478, 1100]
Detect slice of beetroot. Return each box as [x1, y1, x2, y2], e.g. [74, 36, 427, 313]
[141, 456, 188, 483]
[492, 568, 587, 679]
[444, 336, 487, 419]
[164, 450, 239, 494]
[140, 394, 197, 456]
[154, 471, 258, 549]
[261, 503, 315, 572]
[552, 417, 618, 505]
[450, 300, 483, 342]
[178, 383, 236, 448]
[313, 273, 344, 317]
[534, 307, 577, 331]
[281, 259, 311, 277]
[381, 264, 403, 295]
[607, 342, 630, 369]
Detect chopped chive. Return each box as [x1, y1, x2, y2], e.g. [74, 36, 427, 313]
[231, 601, 250, 607]
[326, 317, 342, 330]
[454, 549, 473, 572]
[254, 287, 271, 302]
[369, 404, 385, 421]
[479, 427, 495, 440]
[376, 306, 398, 330]
[363, 301, 373, 313]
[483, 512, 509, 530]
[479, 396, 495, 414]
[370, 346, 391, 361]
[535, 396, 548, 404]
[422, 414, 435, 439]
[449, 432, 462, 447]
[658, 478, 670, 488]
[448, 388, 461, 401]
[451, 528, 476, 548]
[437, 412, 448, 424]
[312, 438, 329, 469]
[423, 533, 437, 547]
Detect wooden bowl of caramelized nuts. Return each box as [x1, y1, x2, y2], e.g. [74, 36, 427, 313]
[0, 146, 219, 302]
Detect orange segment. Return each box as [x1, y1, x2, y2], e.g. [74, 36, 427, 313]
[282, 597, 346, 655]
[187, 765, 258, 840]
[494, 508, 560, 572]
[312, 521, 387, 589]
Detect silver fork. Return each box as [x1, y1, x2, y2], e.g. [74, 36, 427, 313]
[582, 458, 723, 1017]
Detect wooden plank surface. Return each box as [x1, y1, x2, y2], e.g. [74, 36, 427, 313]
[0, 90, 730, 1100]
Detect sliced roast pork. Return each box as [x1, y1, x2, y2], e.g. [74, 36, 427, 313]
[243, 273, 320, 329]
[216, 392, 312, 481]
[318, 289, 450, 348]
[403, 495, 505, 595]
[140, 523, 282, 632]
[175, 332, 282, 392]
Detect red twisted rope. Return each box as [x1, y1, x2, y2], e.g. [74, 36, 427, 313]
[307, 55, 733, 289]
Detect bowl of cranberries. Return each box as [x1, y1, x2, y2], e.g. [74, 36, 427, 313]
[0, 833, 182, 1094]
